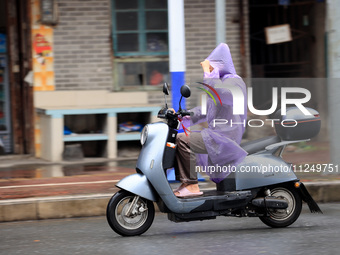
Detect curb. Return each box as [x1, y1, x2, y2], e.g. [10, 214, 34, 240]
[1, 182, 340, 222]
[0, 157, 138, 169]
[0, 194, 112, 222]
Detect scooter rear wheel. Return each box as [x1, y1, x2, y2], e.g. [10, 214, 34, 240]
[106, 190, 155, 236]
[259, 185, 302, 228]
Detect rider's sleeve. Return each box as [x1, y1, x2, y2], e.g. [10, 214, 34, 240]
[203, 67, 220, 79]
[189, 106, 204, 125]
[188, 68, 220, 125]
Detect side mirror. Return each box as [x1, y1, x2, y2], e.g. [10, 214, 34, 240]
[163, 83, 169, 95]
[178, 85, 191, 111]
[180, 85, 191, 98]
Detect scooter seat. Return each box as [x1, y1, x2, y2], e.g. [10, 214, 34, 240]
[241, 136, 281, 154]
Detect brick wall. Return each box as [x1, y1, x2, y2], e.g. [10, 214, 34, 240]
[53, 0, 113, 90]
[182, 0, 251, 109]
[53, 0, 250, 103]
[149, 0, 251, 108]
[226, 0, 251, 79]
[184, 0, 216, 84]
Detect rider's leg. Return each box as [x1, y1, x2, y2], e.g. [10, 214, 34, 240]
[174, 132, 207, 194]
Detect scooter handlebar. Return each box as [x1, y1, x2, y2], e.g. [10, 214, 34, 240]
[158, 108, 190, 120]
[180, 110, 191, 117]
[166, 109, 177, 118]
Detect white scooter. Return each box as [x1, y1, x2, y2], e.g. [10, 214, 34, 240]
[106, 83, 322, 236]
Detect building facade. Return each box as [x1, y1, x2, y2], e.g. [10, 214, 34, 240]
[1, 0, 329, 159]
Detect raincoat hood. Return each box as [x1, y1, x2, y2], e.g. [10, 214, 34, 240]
[206, 43, 237, 78]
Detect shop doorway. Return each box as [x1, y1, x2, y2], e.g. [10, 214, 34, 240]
[249, 0, 317, 78]
[1, 0, 34, 155]
[248, 0, 325, 109]
[0, 0, 12, 153]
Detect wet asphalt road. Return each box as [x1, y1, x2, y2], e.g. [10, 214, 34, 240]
[1, 203, 339, 255]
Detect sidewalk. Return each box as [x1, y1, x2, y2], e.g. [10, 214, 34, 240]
[0, 141, 339, 222]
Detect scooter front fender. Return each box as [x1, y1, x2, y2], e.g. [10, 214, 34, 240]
[116, 173, 158, 202]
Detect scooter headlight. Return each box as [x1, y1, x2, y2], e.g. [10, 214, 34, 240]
[140, 125, 148, 145]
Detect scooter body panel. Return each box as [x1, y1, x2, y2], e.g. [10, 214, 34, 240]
[136, 122, 206, 213]
[116, 173, 158, 202]
[235, 154, 298, 190]
[133, 122, 300, 214]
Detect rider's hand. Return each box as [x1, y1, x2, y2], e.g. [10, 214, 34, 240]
[200, 59, 214, 73]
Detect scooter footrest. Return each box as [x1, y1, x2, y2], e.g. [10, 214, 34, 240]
[168, 211, 217, 223]
[188, 190, 253, 212]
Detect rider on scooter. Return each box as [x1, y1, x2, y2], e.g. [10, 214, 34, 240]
[172, 43, 248, 198]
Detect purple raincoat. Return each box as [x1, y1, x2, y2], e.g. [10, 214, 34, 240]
[186, 43, 248, 183]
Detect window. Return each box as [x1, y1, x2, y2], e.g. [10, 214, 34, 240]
[112, 0, 168, 56]
[112, 0, 169, 88]
[116, 60, 169, 86]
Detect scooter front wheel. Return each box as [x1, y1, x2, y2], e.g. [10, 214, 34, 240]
[259, 185, 302, 228]
[106, 190, 155, 236]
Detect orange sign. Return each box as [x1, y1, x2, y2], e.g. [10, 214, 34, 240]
[33, 33, 52, 56]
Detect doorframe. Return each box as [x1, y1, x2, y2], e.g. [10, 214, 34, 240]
[6, 0, 34, 154]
